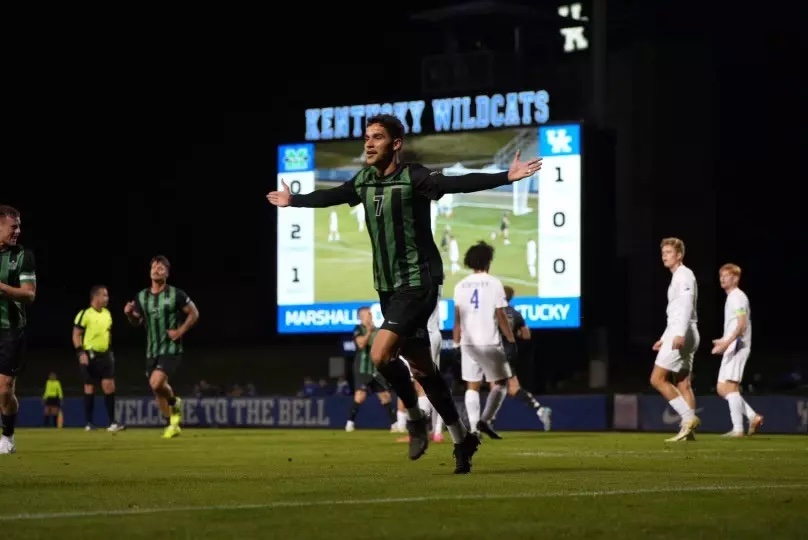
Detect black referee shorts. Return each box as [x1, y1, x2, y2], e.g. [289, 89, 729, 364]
[80, 351, 116, 383]
[378, 285, 439, 345]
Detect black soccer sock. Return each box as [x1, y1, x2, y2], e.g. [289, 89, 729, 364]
[104, 393, 116, 425]
[383, 401, 397, 423]
[43, 414, 50, 427]
[52, 414, 59, 427]
[415, 372, 460, 426]
[515, 388, 541, 409]
[84, 393, 95, 425]
[167, 396, 177, 407]
[348, 401, 361, 422]
[376, 359, 418, 409]
[1, 413, 17, 437]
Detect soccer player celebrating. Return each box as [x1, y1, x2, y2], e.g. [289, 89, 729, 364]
[452, 242, 518, 439]
[124, 256, 199, 439]
[711, 263, 763, 436]
[651, 238, 701, 442]
[267, 114, 542, 473]
[0, 205, 36, 455]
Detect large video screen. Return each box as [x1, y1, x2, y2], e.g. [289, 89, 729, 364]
[276, 123, 581, 333]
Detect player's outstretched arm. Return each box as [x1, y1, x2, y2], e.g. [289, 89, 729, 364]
[267, 179, 360, 209]
[411, 151, 543, 199]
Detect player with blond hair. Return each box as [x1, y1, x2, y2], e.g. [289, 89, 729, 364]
[651, 237, 701, 442]
[711, 263, 763, 436]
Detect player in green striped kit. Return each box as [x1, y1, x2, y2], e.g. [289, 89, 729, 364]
[0, 205, 37, 455]
[268, 115, 542, 474]
[345, 306, 398, 432]
[125, 255, 199, 438]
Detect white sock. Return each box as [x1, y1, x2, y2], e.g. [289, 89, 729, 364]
[465, 389, 481, 429]
[417, 395, 431, 420]
[446, 421, 467, 444]
[725, 392, 744, 433]
[668, 396, 693, 423]
[742, 399, 757, 420]
[481, 385, 507, 422]
[433, 413, 444, 434]
[396, 410, 407, 430]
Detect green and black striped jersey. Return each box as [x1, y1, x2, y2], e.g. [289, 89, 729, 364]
[353, 324, 378, 375]
[134, 285, 192, 358]
[290, 163, 508, 292]
[0, 245, 36, 330]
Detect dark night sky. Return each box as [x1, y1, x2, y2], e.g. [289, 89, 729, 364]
[6, 3, 803, 362]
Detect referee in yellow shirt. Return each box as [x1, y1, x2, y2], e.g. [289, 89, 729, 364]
[73, 285, 124, 432]
[42, 372, 63, 427]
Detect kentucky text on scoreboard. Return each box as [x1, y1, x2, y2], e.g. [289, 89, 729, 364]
[304, 89, 551, 141]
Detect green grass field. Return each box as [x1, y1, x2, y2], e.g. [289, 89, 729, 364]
[2, 429, 806, 539]
[314, 201, 538, 302]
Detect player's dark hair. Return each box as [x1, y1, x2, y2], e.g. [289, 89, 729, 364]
[90, 284, 107, 299]
[463, 241, 495, 271]
[358, 306, 371, 314]
[503, 285, 515, 302]
[366, 114, 405, 141]
[0, 205, 20, 219]
[150, 255, 171, 271]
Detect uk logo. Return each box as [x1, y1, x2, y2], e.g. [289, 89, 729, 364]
[546, 129, 573, 154]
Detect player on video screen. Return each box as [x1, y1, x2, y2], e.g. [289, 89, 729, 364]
[527, 239, 537, 279]
[498, 211, 511, 245]
[267, 114, 542, 474]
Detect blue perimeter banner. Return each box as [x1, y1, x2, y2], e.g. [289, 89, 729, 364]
[17, 394, 606, 431]
[637, 394, 808, 434]
[278, 296, 580, 333]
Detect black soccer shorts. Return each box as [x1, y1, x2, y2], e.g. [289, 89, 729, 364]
[145, 354, 182, 378]
[353, 371, 390, 394]
[378, 285, 439, 345]
[80, 351, 116, 383]
[0, 329, 26, 377]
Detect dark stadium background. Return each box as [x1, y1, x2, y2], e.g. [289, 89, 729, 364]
[6, 1, 802, 396]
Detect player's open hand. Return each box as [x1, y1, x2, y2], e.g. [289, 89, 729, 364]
[266, 180, 292, 207]
[652, 339, 663, 351]
[711, 338, 729, 355]
[507, 150, 543, 182]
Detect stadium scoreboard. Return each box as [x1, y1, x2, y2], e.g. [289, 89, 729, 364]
[276, 89, 581, 334]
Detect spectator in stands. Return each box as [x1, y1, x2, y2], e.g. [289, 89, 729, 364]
[317, 378, 333, 396]
[299, 377, 318, 397]
[335, 376, 351, 396]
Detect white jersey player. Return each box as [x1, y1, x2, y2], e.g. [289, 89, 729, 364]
[526, 238, 537, 279]
[711, 263, 763, 436]
[430, 201, 438, 236]
[449, 236, 460, 274]
[351, 203, 365, 232]
[328, 209, 340, 242]
[452, 241, 517, 437]
[650, 237, 701, 442]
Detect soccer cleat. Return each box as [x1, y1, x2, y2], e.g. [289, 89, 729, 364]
[748, 414, 764, 435]
[162, 424, 181, 439]
[406, 416, 429, 461]
[453, 432, 481, 474]
[476, 420, 502, 440]
[0, 435, 16, 455]
[538, 407, 552, 431]
[722, 431, 744, 438]
[85, 424, 94, 431]
[665, 416, 701, 442]
[107, 423, 126, 433]
[169, 397, 182, 427]
[345, 420, 356, 432]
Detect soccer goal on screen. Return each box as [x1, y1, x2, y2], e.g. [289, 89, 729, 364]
[441, 163, 534, 216]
